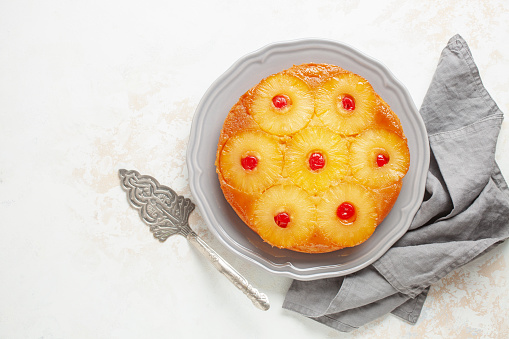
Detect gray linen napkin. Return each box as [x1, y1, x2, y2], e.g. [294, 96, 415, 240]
[283, 34, 509, 332]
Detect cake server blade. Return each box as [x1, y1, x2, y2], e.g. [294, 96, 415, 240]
[118, 169, 270, 311]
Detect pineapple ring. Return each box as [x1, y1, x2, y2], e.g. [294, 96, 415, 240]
[350, 128, 410, 188]
[315, 73, 377, 135]
[250, 73, 314, 136]
[285, 127, 349, 194]
[317, 183, 378, 248]
[253, 184, 316, 248]
[219, 130, 283, 193]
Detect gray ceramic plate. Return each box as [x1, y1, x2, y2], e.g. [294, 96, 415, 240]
[187, 38, 429, 280]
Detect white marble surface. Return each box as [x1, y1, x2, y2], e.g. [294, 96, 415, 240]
[1, 1, 508, 338]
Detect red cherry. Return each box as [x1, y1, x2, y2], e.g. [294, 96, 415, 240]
[272, 95, 289, 109]
[274, 212, 291, 228]
[309, 152, 325, 171]
[342, 95, 355, 111]
[337, 202, 355, 220]
[241, 155, 258, 170]
[376, 154, 389, 167]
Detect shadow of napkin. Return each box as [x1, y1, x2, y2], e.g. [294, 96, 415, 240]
[283, 34, 509, 332]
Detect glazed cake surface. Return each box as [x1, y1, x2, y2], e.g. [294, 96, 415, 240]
[215, 63, 410, 253]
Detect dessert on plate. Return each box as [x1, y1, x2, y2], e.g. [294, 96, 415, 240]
[215, 63, 410, 253]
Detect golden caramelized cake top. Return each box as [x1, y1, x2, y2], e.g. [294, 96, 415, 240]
[215, 63, 410, 253]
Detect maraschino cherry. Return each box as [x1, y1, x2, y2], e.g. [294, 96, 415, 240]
[376, 154, 389, 167]
[272, 95, 289, 109]
[337, 202, 355, 220]
[274, 212, 291, 228]
[309, 152, 325, 171]
[241, 155, 258, 170]
[342, 95, 355, 111]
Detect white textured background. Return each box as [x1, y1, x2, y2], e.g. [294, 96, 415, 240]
[1, 1, 508, 338]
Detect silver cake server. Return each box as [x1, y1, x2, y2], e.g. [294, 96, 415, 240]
[118, 169, 270, 311]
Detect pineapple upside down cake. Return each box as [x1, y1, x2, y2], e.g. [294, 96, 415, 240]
[215, 63, 410, 253]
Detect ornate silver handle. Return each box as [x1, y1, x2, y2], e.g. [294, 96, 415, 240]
[119, 169, 270, 311]
[187, 231, 270, 311]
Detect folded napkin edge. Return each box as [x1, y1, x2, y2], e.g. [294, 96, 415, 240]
[373, 238, 502, 298]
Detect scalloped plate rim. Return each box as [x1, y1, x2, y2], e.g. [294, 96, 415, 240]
[187, 38, 429, 280]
